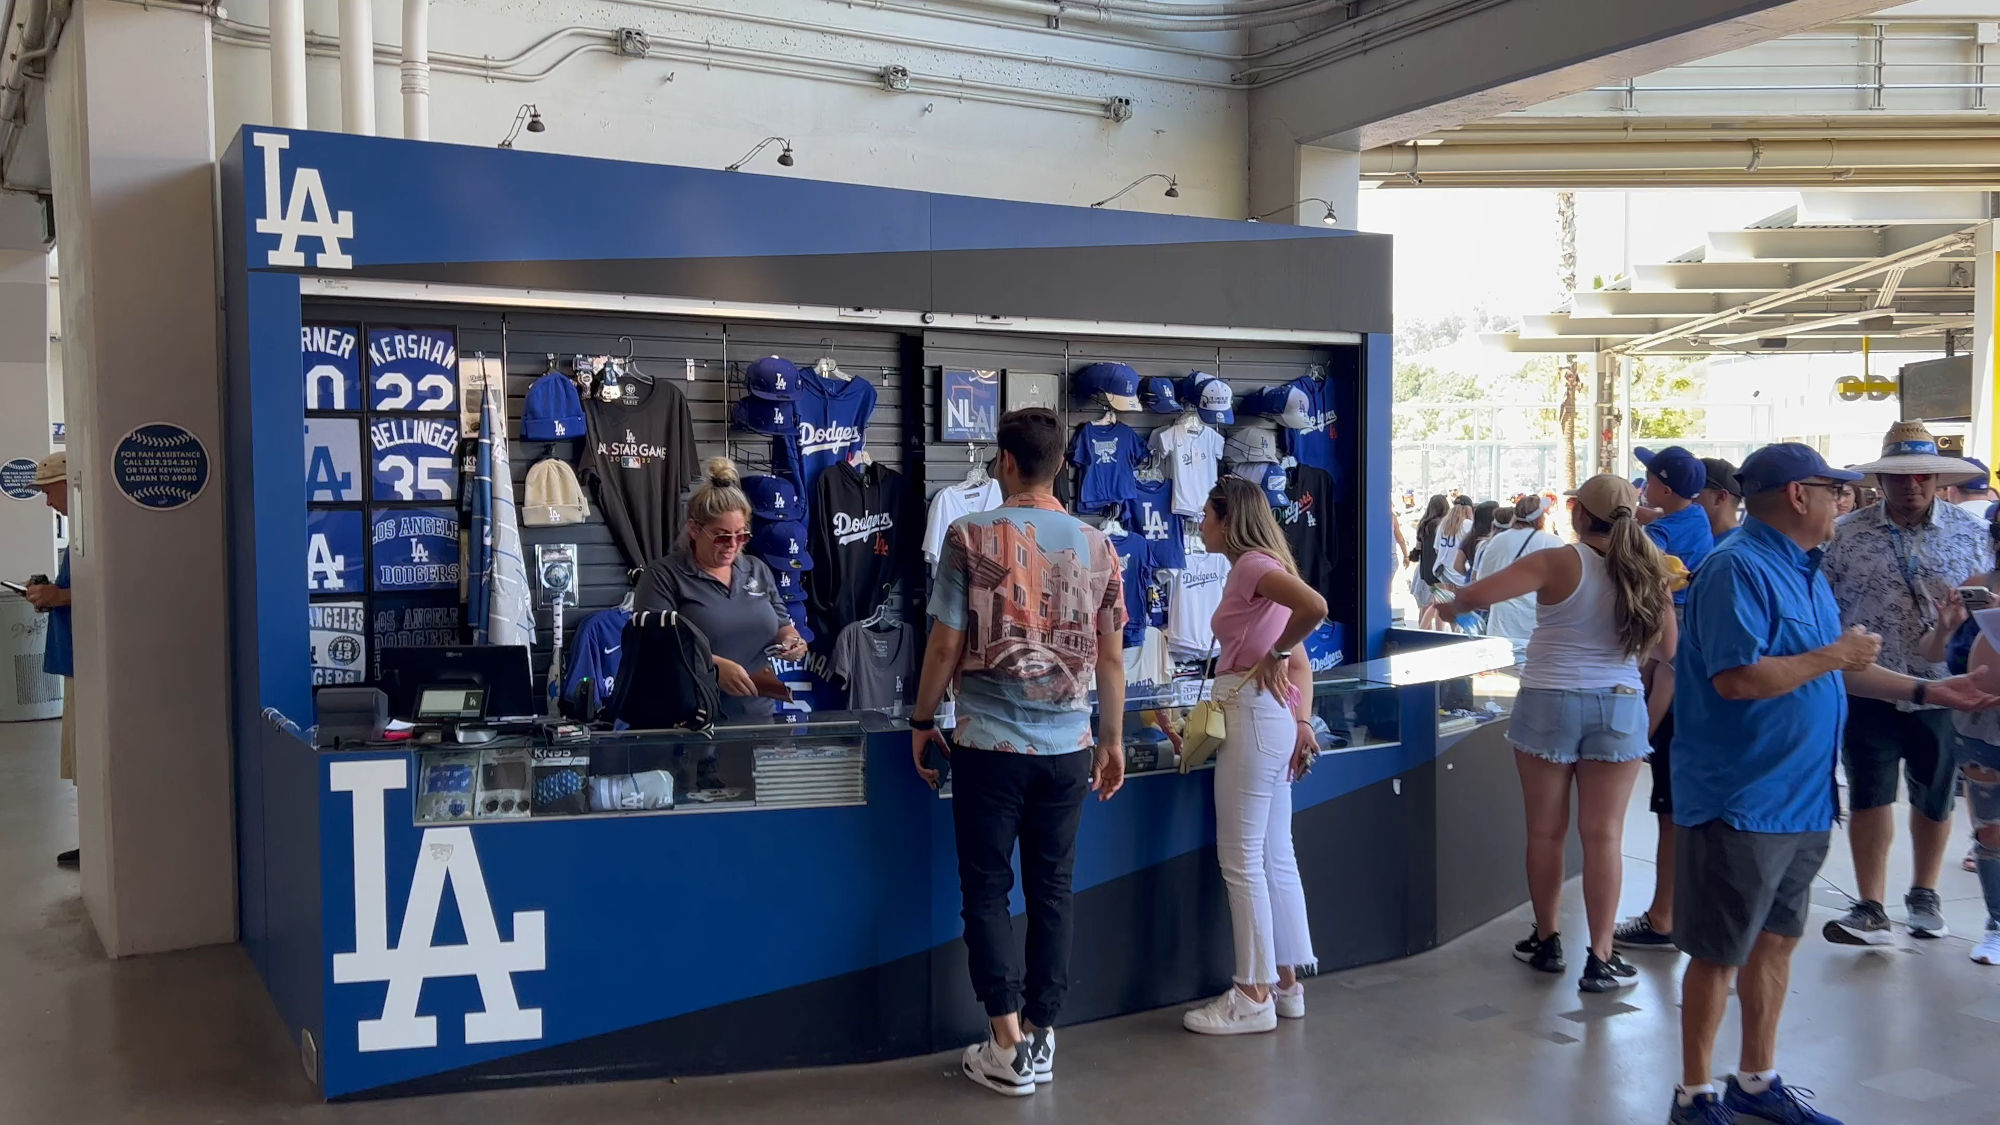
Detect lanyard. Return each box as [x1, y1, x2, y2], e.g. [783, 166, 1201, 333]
[1885, 522, 1931, 621]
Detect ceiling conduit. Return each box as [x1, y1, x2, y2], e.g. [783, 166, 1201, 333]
[1363, 138, 2000, 175]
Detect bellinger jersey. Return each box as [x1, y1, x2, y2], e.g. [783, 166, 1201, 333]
[579, 381, 698, 569]
[778, 369, 877, 507]
[809, 459, 905, 640]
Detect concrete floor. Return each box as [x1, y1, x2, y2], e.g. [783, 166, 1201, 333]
[7, 716, 2000, 1124]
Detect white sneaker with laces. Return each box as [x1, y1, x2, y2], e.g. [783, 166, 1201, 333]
[960, 1036, 1034, 1096]
[1182, 987, 1278, 1035]
[1273, 983, 1305, 1019]
[1026, 1025, 1054, 1084]
[1972, 931, 2000, 966]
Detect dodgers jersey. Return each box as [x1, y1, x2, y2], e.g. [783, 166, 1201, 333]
[778, 369, 877, 507]
[302, 324, 361, 412]
[366, 327, 458, 413]
[369, 415, 460, 501]
[371, 507, 462, 591]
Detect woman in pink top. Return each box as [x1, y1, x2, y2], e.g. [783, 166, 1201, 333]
[1182, 477, 1329, 1036]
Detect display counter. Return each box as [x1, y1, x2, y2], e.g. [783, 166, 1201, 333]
[244, 634, 1529, 1099]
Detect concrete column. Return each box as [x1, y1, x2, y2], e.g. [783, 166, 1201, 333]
[1247, 116, 1359, 229]
[44, 0, 234, 956]
[0, 197, 53, 579]
[1973, 220, 1996, 463]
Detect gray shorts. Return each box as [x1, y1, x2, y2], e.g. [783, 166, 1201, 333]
[1673, 819, 1830, 967]
[1507, 686, 1649, 765]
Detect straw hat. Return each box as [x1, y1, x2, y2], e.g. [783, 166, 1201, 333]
[1849, 421, 1981, 477]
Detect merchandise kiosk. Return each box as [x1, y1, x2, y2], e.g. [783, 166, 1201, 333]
[221, 127, 1525, 1099]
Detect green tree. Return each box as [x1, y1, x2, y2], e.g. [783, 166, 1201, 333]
[1628, 355, 1706, 438]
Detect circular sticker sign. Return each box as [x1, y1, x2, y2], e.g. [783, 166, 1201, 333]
[113, 423, 210, 510]
[0, 457, 37, 500]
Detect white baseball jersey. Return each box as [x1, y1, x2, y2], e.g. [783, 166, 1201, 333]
[1166, 552, 1231, 659]
[1152, 422, 1224, 517]
[922, 477, 1004, 569]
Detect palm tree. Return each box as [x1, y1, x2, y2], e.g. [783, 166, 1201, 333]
[1555, 190, 1581, 490]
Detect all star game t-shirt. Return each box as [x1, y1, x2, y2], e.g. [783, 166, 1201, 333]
[580, 382, 698, 569]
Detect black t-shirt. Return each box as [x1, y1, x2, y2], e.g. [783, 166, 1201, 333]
[809, 459, 904, 641]
[1281, 464, 1339, 594]
[578, 382, 698, 569]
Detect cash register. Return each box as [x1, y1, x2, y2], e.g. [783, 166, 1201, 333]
[379, 645, 537, 745]
[410, 685, 498, 745]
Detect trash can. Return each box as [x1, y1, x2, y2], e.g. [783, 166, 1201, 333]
[0, 596, 62, 721]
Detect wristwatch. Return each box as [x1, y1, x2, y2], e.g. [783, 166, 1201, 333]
[910, 716, 937, 731]
[1271, 648, 1292, 661]
[1912, 680, 1929, 706]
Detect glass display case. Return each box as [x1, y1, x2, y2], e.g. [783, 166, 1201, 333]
[407, 717, 872, 825]
[1109, 667, 1405, 782]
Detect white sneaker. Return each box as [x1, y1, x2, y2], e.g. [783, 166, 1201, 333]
[1273, 983, 1305, 1019]
[1972, 931, 2000, 966]
[1025, 1025, 1054, 1084]
[1182, 987, 1278, 1035]
[961, 1037, 1034, 1096]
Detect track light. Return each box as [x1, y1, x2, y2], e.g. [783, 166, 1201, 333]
[498, 104, 544, 149]
[1090, 173, 1180, 208]
[726, 136, 796, 172]
[1248, 198, 1339, 226]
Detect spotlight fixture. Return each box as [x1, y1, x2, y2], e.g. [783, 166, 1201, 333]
[1090, 172, 1180, 208]
[497, 104, 545, 149]
[726, 136, 796, 172]
[1247, 197, 1339, 226]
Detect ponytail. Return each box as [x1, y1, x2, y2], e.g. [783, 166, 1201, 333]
[1597, 509, 1673, 657]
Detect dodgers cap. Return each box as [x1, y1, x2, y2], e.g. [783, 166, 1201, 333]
[1075, 362, 1141, 412]
[1223, 419, 1282, 465]
[1734, 442, 1863, 496]
[750, 521, 814, 569]
[1634, 445, 1706, 501]
[740, 474, 801, 521]
[731, 396, 797, 436]
[521, 372, 586, 442]
[745, 356, 802, 401]
[1195, 376, 1235, 425]
[770, 565, 808, 601]
[1138, 376, 1181, 414]
[1958, 458, 1993, 490]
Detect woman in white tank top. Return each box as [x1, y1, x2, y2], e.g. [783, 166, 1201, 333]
[1424, 475, 1678, 994]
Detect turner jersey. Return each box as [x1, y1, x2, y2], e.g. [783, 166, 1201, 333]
[302, 323, 361, 412]
[306, 509, 365, 594]
[368, 415, 460, 501]
[370, 507, 461, 591]
[366, 327, 458, 413]
[304, 418, 363, 503]
[1123, 477, 1185, 571]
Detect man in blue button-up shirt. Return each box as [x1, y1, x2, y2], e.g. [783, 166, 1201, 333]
[1665, 443, 2000, 1125]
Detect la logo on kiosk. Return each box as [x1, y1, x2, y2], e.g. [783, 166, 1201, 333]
[252, 132, 354, 269]
[330, 759, 545, 1052]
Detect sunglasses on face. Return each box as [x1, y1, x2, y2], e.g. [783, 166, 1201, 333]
[701, 528, 751, 546]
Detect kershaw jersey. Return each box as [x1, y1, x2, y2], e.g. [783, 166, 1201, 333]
[809, 459, 904, 640]
[1122, 477, 1185, 570]
[778, 369, 877, 505]
[366, 327, 458, 413]
[302, 323, 361, 412]
[579, 381, 698, 568]
[370, 507, 461, 591]
[368, 415, 460, 501]
[1067, 420, 1144, 512]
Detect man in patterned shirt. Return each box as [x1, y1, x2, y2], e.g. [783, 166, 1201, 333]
[1822, 421, 1990, 944]
[910, 407, 1126, 1097]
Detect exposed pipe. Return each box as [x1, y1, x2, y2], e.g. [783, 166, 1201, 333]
[934, 0, 1349, 32]
[268, 0, 306, 128]
[401, 0, 430, 141]
[338, 0, 375, 134]
[1362, 139, 2000, 176]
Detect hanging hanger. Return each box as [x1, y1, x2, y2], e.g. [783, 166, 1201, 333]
[617, 336, 655, 385]
[1094, 395, 1118, 426]
[816, 338, 853, 381]
[1180, 407, 1203, 433]
[964, 444, 989, 486]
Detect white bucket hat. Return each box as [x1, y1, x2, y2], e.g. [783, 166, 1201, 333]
[1849, 421, 1981, 478]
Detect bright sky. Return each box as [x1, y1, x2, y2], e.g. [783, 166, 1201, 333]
[1358, 187, 1802, 327]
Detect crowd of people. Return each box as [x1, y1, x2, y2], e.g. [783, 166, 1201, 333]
[1407, 422, 2000, 1125]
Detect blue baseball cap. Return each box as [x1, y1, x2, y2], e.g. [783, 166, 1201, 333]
[745, 356, 802, 401]
[1634, 445, 1706, 500]
[1193, 376, 1235, 425]
[1176, 371, 1216, 404]
[521, 371, 586, 442]
[741, 474, 801, 521]
[1734, 442, 1863, 495]
[1958, 458, 1992, 490]
[1076, 362, 1141, 411]
[732, 396, 797, 435]
[1138, 376, 1181, 414]
[769, 565, 808, 601]
[749, 520, 811, 565]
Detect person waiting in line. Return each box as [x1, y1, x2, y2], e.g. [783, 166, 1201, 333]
[1180, 477, 1326, 1035]
[1918, 517, 2000, 965]
[1664, 442, 1998, 1125]
[1470, 495, 1564, 654]
[1450, 499, 1501, 581]
[1820, 422, 1990, 944]
[1426, 476, 1676, 993]
[1433, 495, 1473, 583]
[1410, 493, 1450, 610]
[1613, 445, 1715, 955]
[1945, 458, 1997, 519]
[909, 408, 1126, 1097]
[632, 458, 809, 739]
[22, 453, 75, 868]
[1695, 458, 1743, 544]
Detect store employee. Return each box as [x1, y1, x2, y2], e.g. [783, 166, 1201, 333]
[633, 458, 809, 721]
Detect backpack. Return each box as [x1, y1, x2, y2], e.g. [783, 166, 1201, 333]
[600, 610, 721, 734]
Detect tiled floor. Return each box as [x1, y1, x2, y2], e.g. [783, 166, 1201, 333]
[5, 716, 1998, 1123]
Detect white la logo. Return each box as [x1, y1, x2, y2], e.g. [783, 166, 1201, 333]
[252, 132, 355, 269]
[409, 541, 432, 563]
[330, 759, 545, 1052]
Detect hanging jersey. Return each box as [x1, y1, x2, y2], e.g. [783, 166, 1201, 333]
[368, 415, 461, 502]
[1111, 533, 1153, 648]
[370, 507, 461, 592]
[810, 459, 905, 640]
[1152, 422, 1224, 516]
[924, 477, 1004, 569]
[1166, 552, 1231, 658]
[366, 328, 458, 413]
[832, 620, 916, 711]
[1124, 477, 1186, 571]
[579, 381, 699, 569]
[561, 607, 632, 718]
[1280, 464, 1340, 594]
[1276, 375, 1338, 475]
[780, 369, 877, 505]
[1068, 420, 1144, 513]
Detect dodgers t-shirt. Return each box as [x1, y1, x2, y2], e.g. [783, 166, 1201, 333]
[1068, 421, 1144, 512]
[1277, 376, 1338, 477]
[1123, 477, 1186, 570]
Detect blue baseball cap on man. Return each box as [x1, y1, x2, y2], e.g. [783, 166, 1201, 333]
[1635, 445, 1707, 500]
[1076, 362, 1141, 411]
[1958, 458, 1992, 490]
[521, 371, 587, 441]
[745, 356, 802, 401]
[1734, 442, 1863, 495]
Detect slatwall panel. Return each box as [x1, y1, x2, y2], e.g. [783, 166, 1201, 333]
[305, 301, 911, 695]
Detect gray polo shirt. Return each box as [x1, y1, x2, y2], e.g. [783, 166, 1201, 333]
[633, 547, 792, 720]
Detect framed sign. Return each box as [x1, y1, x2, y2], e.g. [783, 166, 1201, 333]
[939, 367, 1000, 442]
[1005, 370, 1060, 414]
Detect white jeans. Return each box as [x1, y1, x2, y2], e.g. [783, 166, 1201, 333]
[1214, 671, 1316, 986]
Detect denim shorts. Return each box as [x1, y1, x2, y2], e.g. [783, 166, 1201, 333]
[1508, 686, 1648, 765]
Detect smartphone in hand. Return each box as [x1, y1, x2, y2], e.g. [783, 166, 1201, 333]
[1958, 586, 1994, 611]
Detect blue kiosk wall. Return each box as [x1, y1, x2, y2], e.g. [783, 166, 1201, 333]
[216, 127, 1480, 1100]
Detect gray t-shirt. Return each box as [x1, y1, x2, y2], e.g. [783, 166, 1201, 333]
[832, 621, 914, 712]
[634, 547, 792, 720]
